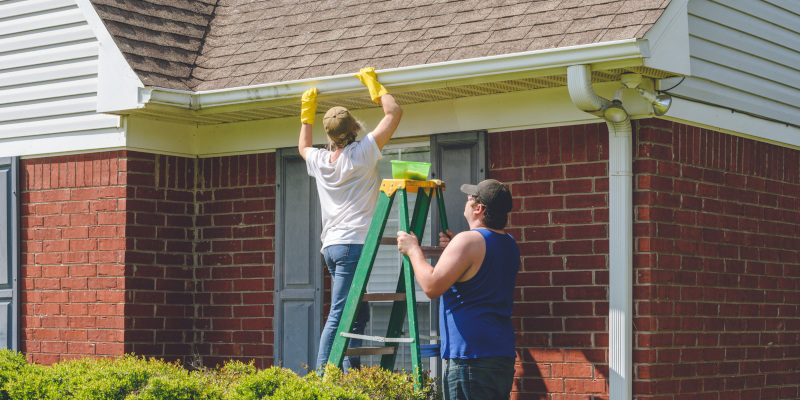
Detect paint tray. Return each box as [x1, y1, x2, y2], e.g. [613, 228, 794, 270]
[391, 160, 430, 180]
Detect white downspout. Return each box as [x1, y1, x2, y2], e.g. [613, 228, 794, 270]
[567, 64, 633, 400]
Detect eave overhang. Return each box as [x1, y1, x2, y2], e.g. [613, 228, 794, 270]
[122, 39, 668, 125]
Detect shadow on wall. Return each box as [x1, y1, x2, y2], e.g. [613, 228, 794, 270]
[516, 347, 608, 398]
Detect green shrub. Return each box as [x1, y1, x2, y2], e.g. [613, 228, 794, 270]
[0, 350, 26, 400]
[0, 350, 439, 400]
[321, 365, 436, 400]
[225, 366, 300, 400]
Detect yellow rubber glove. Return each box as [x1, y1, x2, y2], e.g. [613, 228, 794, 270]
[354, 67, 388, 103]
[300, 88, 318, 124]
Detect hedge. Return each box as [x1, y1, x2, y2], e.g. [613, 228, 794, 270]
[0, 350, 441, 400]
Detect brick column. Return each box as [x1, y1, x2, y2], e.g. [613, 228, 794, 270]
[20, 152, 127, 364]
[194, 153, 276, 368]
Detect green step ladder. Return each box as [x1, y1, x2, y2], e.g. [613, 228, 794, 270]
[327, 178, 449, 389]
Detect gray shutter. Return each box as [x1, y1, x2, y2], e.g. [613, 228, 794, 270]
[429, 130, 487, 377]
[0, 157, 19, 351]
[274, 149, 323, 373]
[431, 130, 488, 236]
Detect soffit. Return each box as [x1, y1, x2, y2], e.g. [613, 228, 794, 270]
[127, 65, 678, 125]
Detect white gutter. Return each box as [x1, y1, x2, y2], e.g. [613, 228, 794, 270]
[567, 64, 633, 400]
[136, 39, 649, 113]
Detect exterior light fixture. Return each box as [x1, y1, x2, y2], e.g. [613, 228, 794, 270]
[637, 88, 672, 116]
[603, 88, 629, 122]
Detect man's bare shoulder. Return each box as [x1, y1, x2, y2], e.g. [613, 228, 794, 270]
[446, 230, 485, 253]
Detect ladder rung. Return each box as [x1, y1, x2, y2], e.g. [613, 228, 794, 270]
[380, 237, 445, 258]
[345, 346, 396, 356]
[341, 332, 414, 343]
[420, 246, 444, 258]
[362, 292, 406, 302]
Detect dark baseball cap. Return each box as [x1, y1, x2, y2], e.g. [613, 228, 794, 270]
[460, 179, 513, 214]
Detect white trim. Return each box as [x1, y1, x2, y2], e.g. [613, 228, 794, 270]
[664, 96, 800, 150]
[125, 116, 198, 157]
[643, 0, 691, 75]
[0, 128, 126, 159]
[73, 0, 144, 112]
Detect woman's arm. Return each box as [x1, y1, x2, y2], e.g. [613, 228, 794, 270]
[371, 94, 403, 150]
[298, 88, 318, 160]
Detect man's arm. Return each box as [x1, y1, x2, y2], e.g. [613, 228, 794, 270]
[397, 230, 484, 298]
[371, 94, 403, 150]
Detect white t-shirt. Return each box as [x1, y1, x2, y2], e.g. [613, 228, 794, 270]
[306, 132, 383, 250]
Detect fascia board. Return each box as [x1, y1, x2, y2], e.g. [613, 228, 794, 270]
[665, 96, 800, 150]
[191, 83, 615, 158]
[643, 0, 691, 75]
[74, 0, 144, 113]
[136, 39, 650, 114]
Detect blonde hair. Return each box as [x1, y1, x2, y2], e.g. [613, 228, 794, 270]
[326, 119, 364, 151]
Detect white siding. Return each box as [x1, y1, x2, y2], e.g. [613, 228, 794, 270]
[671, 0, 800, 126]
[0, 0, 122, 158]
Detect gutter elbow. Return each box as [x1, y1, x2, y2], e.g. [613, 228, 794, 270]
[567, 65, 609, 115]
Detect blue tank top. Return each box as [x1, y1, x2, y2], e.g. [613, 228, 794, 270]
[439, 228, 519, 359]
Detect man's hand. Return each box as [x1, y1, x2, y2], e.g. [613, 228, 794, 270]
[438, 230, 454, 248]
[397, 231, 421, 256]
[355, 67, 388, 103]
[300, 88, 318, 124]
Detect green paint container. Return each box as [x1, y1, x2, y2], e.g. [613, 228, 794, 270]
[391, 160, 431, 180]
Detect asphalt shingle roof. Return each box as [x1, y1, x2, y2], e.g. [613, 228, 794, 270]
[89, 0, 672, 91]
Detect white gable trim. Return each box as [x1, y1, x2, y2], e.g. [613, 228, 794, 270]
[643, 0, 691, 75]
[74, 0, 143, 113]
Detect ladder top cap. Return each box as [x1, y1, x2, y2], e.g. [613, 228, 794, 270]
[380, 179, 445, 196]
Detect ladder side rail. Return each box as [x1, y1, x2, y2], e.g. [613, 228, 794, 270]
[403, 188, 427, 389]
[436, 187, 449, 234]
[328, 191, 396, 367]
[379, 187, 432, 370]
[379, 266, 408, 369]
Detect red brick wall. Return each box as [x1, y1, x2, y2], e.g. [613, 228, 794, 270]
[20, 151, 276, 368]
[194, 153, 276, 368]
[124, 152, 197, 364]
[19, 122, 800, 399]
[20, 152, 128, 364]
[633, 120, 800, 399]
[489, 124, 611, 399]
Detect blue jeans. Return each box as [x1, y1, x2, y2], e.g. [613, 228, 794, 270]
[444, 357, 515, 400]
[316, 244, 370, 371]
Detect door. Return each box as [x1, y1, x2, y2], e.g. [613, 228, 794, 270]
[274, 149, 323, 373]
[0, 157, 19, 351]
[431, 130, 488, 240]
[429, 130, 487, 376]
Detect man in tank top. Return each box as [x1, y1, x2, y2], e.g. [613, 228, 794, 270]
[397, 179, 519, 400]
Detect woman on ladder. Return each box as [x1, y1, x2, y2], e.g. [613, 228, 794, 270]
[298, 67, 402, 371]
